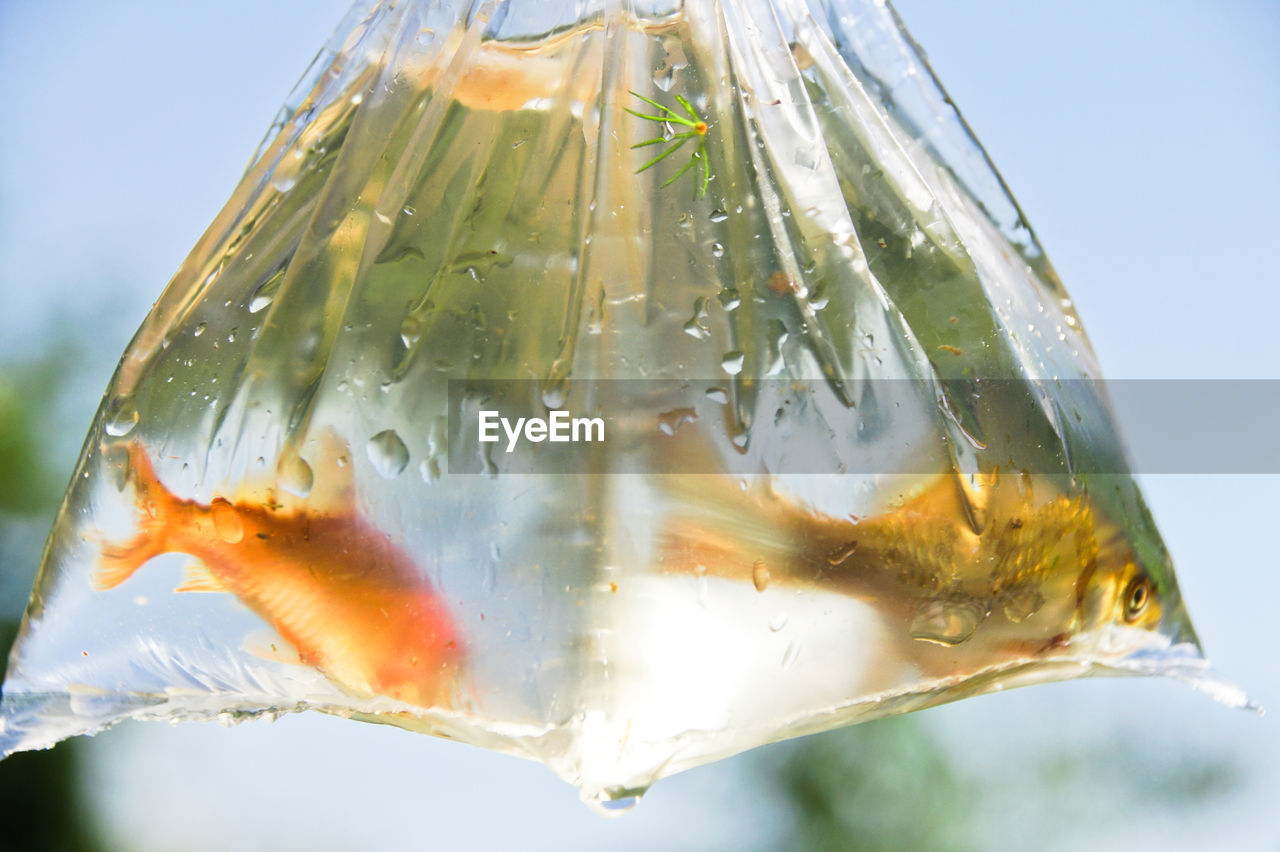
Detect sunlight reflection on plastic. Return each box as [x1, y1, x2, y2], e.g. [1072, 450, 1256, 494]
[0, 0, 1252, 815]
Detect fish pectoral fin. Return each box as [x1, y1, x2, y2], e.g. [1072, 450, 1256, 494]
[174, 562, 228, 593]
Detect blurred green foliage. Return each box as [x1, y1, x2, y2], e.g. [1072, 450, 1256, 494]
[772, 707, 1245, 851]
[1, 352, 104, 852]
[775, 716, 973, 852]
[0, 356, 71, 517]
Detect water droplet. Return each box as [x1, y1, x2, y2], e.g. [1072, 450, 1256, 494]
[400, 315, 424, 349]
[721, 351, 745, 375]
[104, 397, 139, 437]
[657, 407, 699, 436]
[541, 377, 568, 409]
[752, 559, 771, 592]
[682, 296, 710, 339]
[367, 429, 410, 478]
[598, 796, 639, 814]
[682, 320, 710, 340]
[910, 598, 988, 646]
[103, 443, 132, 491]
[210, 498, 244, 544]
[419, 458, 440, 483]
[709, 208, 728, 223]
[1001, 586, 1045, 623]
[249, 294, 273, 314]
[718, 287, 740, 311]
[705, 387, 728, 404]
[276, 451, 314, 498]
[780, 641, 799, 669]
[587, 787, 645, 817]
[711, 242, 725, 258]
[765, 319, 788, 375]
[193, 322, 207, 337]
[402, 205, 416, 217]
[769, 612, 788, 632]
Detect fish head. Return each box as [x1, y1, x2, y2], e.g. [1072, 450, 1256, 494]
[1041, 514, 1253, 711]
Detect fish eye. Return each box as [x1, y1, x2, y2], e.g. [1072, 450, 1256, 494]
[1123, 575, 1153, 622]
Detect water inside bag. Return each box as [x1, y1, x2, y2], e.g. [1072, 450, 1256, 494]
[0, 0, 1251, 812]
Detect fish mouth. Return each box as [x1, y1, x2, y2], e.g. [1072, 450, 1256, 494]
[1057, 615, 1259, 713]
[1094, 590, 1259, 712]
[920, 641, 1260, 717]
[924, 621, 1260, 716]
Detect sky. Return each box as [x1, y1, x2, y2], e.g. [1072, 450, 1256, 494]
[1, 1, 1277, 849]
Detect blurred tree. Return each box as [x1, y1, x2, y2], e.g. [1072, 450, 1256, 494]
[774, 716, 974, 852]
[772, 706, 1245, 851]
[0, 356, 104, 852]
[0, 357, 69, 516]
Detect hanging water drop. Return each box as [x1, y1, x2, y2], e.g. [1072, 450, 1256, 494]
[910, 599, 988, 646]
[367, 429, 410, 479]
[657, 407, 699, 436]
[752, 559, 771, 592]
[276, 450, 314, 498]
[104, 397, 139, 438]
[210, 498, 244, 544]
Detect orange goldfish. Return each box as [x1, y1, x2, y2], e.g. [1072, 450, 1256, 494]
[95, 440, 462, 709]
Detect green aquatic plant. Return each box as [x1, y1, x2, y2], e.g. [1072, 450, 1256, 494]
[626, 90, 711, 198]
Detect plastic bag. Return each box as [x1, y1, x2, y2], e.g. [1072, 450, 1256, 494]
[0, 0, 1248, 812]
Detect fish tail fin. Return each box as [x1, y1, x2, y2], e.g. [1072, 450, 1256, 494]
[657, 474, 800, 584]
[92, 441, 179, 591]
[94, 529, 166, 590]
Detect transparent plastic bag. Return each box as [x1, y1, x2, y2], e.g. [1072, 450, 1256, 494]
[0, 0, 1248, 812]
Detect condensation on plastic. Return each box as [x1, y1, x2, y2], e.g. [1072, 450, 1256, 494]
[0, 0, 1249, 813]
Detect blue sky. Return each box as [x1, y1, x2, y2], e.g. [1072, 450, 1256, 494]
[1, 1, 1277, 848]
